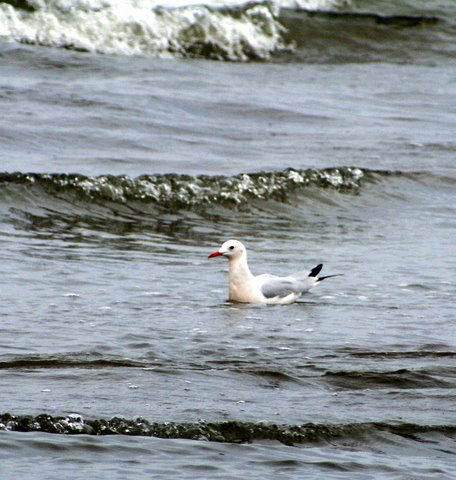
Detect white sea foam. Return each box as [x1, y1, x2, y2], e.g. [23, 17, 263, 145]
[273, 0, 350, 9]
[0, 1, 280, 59]
[106, 0, 348, 9]
[0, 0, 349, 59]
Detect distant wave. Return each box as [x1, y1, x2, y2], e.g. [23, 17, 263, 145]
[0, 167, 388, 209]
[0, 0, 452, 62]
[2, 413, 456, 445]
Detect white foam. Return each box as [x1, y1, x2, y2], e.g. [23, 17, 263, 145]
[106, 0, 347, 9]
[154, 0, 349, 9]
[273, 0, 350, 9]
[0, 0, 296, 60]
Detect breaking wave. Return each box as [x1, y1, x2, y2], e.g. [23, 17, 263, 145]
[0, 0, 291, 61]
[0, 0, 453, 62]
[0, 167, 387, 210]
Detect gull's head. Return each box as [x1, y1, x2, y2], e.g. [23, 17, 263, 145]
[208, 239, 246, 260]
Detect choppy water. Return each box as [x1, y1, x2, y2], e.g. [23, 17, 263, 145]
[1, 0, 456, 478]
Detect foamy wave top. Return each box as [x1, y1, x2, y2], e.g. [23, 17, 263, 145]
[0, 167, 369, 209]
[3, 0, 444, 63]
[0, 0, 351, 60]
[0, 0, 292, 60]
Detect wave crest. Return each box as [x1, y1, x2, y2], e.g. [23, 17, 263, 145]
[0, 167, 370, 209]
[1, 0, 450, 63]
[0, 1, 287, 60]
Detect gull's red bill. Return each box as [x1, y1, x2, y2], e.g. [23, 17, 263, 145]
[208, 250, 223, 259]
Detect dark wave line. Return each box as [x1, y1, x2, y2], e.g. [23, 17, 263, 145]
[346, 351, 456, 359]
[0, 356, 146, 370]
[0, 357, 309, 385]
[301, 10, 440, 28]
[2, 355, 455, 392]
[1, 413, 455, 445]
[0, 0, 36, 12]
[324, 369, 453, 390]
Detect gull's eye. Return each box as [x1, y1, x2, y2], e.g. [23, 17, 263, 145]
[229, 246, 235, 250]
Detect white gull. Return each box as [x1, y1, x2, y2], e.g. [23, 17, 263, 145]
[208, 239, 341, 305]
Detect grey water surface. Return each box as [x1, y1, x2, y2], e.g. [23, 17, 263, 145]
[1, 0, 456, 478]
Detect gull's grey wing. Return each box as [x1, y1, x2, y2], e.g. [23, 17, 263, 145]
[259, 276, 301, 299]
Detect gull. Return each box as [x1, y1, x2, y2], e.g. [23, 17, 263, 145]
[208, 240, 341, 304]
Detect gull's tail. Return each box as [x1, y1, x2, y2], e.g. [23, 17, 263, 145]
[308, 264, 343, 282]
[317, 274, 344, 282]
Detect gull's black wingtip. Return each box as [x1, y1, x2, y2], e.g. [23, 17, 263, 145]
[308, 263, 323, 277]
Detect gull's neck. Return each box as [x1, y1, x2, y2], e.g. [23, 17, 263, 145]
[229, 251, 253, 278]
[228, 251, 256, 302]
